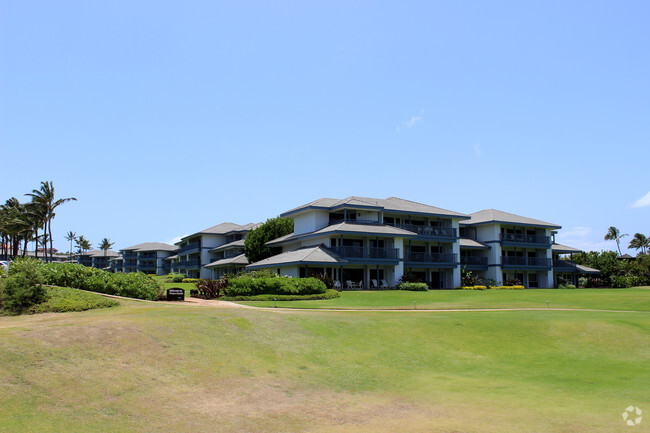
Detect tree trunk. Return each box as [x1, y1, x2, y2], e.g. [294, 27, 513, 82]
[48, 217, 53, 263]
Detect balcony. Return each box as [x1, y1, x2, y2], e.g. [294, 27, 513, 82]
[178, 242, 201, 254]
[329, 217, 381, 225]
[500, 233, 551, 245]
[553, 259, 577, 269]
[139, 253, 157, 259]
[461, 256, 488, 266]
[405, 251, 457, 264]
[388, 223, 457, 238]
[123, 253, 137, 260]
[125, 260, 138, 266]
[139, 264, 157, 271]
[501, 257, 552, 268]
[329, 246, 399, 260]
[177, 259, 200, 269]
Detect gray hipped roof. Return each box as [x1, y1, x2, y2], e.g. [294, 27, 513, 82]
[459, 239, 490, 249]
[121, 242, 178, 252]
[183, 222, 261, 240]
[205, 254, 250, 268]
[247, 245, 347, 269]
[266, 222, 418, 246]
[462, 209, 561, 229]
[552, 243, 582, 253]
[282, 196, 469, 219]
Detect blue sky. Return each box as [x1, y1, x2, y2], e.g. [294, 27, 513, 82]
[1, 0, 648, 254]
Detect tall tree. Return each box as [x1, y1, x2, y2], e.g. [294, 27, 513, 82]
[243, 217, 294, 263]
[65, 231, 77, 263]
[628, 233, 649, 255]
[26, 181, 76, 262]
[25, 197, 47, 260]
[98, 237, 115, 258]
[604, 226, 628, 257]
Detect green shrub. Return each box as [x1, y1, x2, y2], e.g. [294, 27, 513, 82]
[40, 263, 162, 301]
[167, 272, 185, 283]
[578, 277, 588, 288]
[1, 258, 47, 313]
[222, 289, 340, 302]
[558, 284, 577, 290]
[182, 278, 200, 283]
[398, 282, 428, 291]
[462, 285, 488, 290]
[493, 285, 525, 290]
[610, 275, 633, 288]
[224, 276, 326, 297]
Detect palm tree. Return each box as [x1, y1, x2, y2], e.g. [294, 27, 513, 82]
[628, 233, 649, 255]
[65, 231, 77, 262]
[604, 226, 628, 257]
[98, 237, 115, 258]
[25, 198, 47, 260]
[26, 181, 76, 263]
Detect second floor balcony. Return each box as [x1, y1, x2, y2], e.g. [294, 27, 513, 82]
[460, 256, 488, 266]
[501, 257, 552, 268]
[177, 259, 200, 269]
[388, 223, 457, 238]
[404, 251, 457, 264]
[500, 233, 551, 245]
[553, 259, 577, 269]
[329, 246, 399, 260]
[178, 242, 201, 254]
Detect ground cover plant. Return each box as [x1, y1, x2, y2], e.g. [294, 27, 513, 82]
[24, 286, 119, 314]
[0, 298, 647, 432]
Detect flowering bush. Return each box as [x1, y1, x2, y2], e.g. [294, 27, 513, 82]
[461, 285, 488, 290]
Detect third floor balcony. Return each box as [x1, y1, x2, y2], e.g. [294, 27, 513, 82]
[329, 246, 399, 260]
[178, 242, 201, 254]
[501, 256, 552, 268]
[500, 233, 551, 245]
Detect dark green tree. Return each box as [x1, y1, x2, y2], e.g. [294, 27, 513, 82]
[243, 217, 293, 263]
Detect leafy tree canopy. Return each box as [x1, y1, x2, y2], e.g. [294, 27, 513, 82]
[243, 217, 293, 264]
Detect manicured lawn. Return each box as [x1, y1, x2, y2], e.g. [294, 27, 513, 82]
[235, 287, 650, 311]
[0, 297, 647, 432]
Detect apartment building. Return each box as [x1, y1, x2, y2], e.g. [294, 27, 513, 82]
[175, 222, 259, 278]
[76, 249, 120, 269]
[118, 242, 177, 275]
[246, 197, 469, 289]
[246, 197, 593, 289]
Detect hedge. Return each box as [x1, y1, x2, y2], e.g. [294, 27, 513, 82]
[222, 289, 340, 302]
[398, 282, 428, 291]
[40, 263, 162, 301]
[224, 276, 327, 297]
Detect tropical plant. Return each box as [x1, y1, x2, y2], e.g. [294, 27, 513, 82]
[604, 226, 628, 257]
[243, 217, 293, 263]
[26, 181, 76, 262]
[98, 237, 115, 257]
[628, 233, 649, 255]
[64, 231, 76, 262]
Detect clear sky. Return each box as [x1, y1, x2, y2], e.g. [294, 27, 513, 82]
[1, 0, 648, 254]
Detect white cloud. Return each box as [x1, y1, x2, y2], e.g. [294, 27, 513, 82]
[473, 143, 482, 156]
[397, 109, 424, 132]
[631, 191, 650, 208]
[166, 234, 188, 245]
[555, 226, 612, 253]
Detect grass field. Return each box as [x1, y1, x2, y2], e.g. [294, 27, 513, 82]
[235, 287, 650, 311]
[0, 293, 648, 432]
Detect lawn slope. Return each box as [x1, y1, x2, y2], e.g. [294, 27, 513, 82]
[0, 299, 647, 432]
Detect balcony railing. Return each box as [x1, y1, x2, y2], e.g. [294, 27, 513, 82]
[500, 233, 550, 245]
[125, 260, 138, 266]
[501, 257, 552, 267]
[123, 253, 137, 260]
[388, 223, 457, 238]
[139, 253, 157, 259]
[178, 242, 201, 254]
[329, 217, 381, 225]
[553, 259, 577, 269]
[329, 246, 399, 260]
[139, 265, 157, 271]
[404, 251, 457, 263]
[177, 259, 200, 268]
[461, 256, 488, 266]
